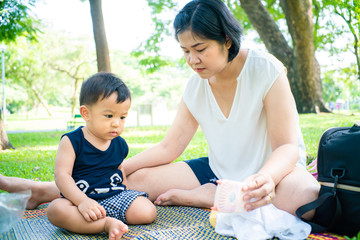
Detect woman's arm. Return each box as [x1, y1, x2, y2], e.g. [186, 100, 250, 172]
[243, 71, 299, 210]
[259, 70, 299, 184]
[124, 99, 199, 176]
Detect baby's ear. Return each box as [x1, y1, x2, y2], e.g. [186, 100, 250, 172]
[79, 105, 90, 121]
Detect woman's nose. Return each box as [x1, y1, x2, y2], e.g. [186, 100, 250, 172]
[188, 52, 200, 64]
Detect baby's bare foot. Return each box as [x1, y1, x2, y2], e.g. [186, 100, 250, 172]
[104, 217, 128, 240]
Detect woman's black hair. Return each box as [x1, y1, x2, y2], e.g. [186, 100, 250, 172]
[79, 72, 131, 106]
[174, 0, 243, 62]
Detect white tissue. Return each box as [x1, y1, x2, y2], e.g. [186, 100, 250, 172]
[215, 204, 311, 240]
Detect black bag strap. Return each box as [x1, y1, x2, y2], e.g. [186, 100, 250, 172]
[296, 191, 342, 233]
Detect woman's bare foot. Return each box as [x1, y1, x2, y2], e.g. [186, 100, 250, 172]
[104, 217, 128, 240]
[0, 174, 61, 209]
[154, 184, 217, 208]
[154, 189, 186, 206]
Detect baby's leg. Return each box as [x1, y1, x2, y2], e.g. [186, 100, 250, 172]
[47, 198, 128, 239]
[126, 196, 157, 225]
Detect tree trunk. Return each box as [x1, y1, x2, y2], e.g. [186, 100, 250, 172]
[0, 110, 14, 151]
[89, 0, 111, 72]
[239, 0, 329, 113]
[280, 0, 317, 112]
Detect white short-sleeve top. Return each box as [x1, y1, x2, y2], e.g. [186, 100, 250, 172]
[182, 49, 306, 181]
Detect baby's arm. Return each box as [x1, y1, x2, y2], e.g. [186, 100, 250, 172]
[54, 136, 106, 221]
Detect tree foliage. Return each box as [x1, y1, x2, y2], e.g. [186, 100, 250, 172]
[315, 0, 360, 80]
[4, 29, 190, 116]
[6, 37, 56, 116]
[0, 0, 39, 43]
[131, 0, 178, 74]
[5, 30, 98, 117]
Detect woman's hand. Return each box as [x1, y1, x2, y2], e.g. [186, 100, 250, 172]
[78, 198, 106, 222]
[242, 173, 275, 211]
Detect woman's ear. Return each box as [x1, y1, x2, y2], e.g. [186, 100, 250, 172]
[80, 105, 90, 121]
[225, 36, 232, 49]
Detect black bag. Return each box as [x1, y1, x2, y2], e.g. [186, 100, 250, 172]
[296, 123, 360, 237]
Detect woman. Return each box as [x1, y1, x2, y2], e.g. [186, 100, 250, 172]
[0, 0, 319, 220]
[124, 0, 319, 218]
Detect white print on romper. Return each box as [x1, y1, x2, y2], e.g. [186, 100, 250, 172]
[86, 173, 125, 194]
[75, 180, 89, 193]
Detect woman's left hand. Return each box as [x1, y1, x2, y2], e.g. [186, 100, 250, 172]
[241, 173, 275, 211]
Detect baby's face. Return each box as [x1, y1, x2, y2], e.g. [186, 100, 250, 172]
[86, 93, 131, 141]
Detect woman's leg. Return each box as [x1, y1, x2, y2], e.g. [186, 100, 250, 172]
[0, 174, 60, 209]
[126, 161, 217, 208]
[273, 166, 320, 220]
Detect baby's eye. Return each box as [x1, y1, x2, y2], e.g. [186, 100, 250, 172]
[105, 115, 113, 118]
[120, 116, 126, 120]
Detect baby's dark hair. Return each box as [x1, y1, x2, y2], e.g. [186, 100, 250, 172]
[79, 72, 131, 106]
[174, 0, 242, 62]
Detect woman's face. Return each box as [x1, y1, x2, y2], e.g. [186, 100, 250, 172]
[178, 30, 230, 79]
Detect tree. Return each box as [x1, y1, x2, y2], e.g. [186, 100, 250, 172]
[0, 0, 39, 150]
[89, 0, 111, 72]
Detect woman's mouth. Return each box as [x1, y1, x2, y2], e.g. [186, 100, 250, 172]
[194, 67, 205, 73]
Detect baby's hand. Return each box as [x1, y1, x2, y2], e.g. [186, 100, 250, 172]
[78, 198, 106, 222]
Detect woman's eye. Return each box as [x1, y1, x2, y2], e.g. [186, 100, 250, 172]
[197, 48, 205, 52]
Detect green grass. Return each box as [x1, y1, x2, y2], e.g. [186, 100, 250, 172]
[1, 131, 64, 181]
[1, 113, 358, 182]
